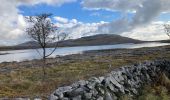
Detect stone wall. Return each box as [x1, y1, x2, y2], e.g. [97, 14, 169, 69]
[49, 60, 170, 100]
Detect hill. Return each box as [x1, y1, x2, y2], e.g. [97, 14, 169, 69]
[18, 34, 143, 47]
[0, 34, 143, 51]
[56, 34, 142, 46]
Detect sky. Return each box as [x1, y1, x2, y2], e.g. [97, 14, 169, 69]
[1, 0, 170, 46]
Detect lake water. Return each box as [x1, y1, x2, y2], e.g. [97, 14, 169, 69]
[0, 42, 169, 63]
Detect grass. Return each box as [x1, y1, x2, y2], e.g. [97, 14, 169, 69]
[120, 73, 170, 100]
[0, 46, 170, 98]
[137, 73, 170, 100]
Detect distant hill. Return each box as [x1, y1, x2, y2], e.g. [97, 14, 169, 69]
[56, 34, 142, 46]
[17, 34, 143, 47]
[0, 34, 143, 51]
[158, 40, 170, 43]
[16, 41, 40, 47]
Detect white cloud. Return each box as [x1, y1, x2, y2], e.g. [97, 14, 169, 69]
[0, 0, 170, 45]
[81, 0, 170, 40]
[18, 0, 77, 6]
[53, 16, 106, 39]
[54, 16, 69, 23]
[90, 12, 101, 16]
[0, 0, 76, 45]
[82, 0, 144, 12]
[54, 16, 169, 41]
[121, 21, 169, 41]
[82, 0, 170, 13]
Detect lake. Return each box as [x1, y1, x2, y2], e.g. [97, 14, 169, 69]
[0, 42, 169, 63]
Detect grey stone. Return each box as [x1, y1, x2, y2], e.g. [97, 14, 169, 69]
[71, 80, 87, 88]
[15, 98, 30, 100]
[95, 84, 105, 95]
[54, 86, 72, 98]
[49, 94, 59, 100]
[105, 92, 113, 100]
[61, 98, 69, 100]
[34, 98, 41, 100]
[98, 77, 105, 82]
[90, 88, 98, 96]
[97, 96, 104, 100]
[84, 93, 92, 99]
[131, 88, 138, 95]
[86, 77, 100, 89]
[72, 95, 81, 100]
[107, 76, 122, 89]
[107, 83, 116, 92]
[49, 60, 170, 100]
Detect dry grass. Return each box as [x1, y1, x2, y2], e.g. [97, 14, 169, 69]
[120, 73, 170, 100]
[137, 73, 170, 100]
[0, 46, 170, 98]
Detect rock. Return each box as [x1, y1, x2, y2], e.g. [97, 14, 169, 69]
[54, 86, 72, 98]
[84, 93, 92, 99]
[49, 60, 170, 100]
[15, 98, 30, 100]
[67, 86, 88, 97]
[71, 80, 87, 88]
[95, 84, 105, 95]
[72, 95, 82, 100]
[60, 98, 69, 100]
[106, 75, 122, 89]
[49, 94, 59, 100]
[111, 71, 124, 84]
[131, 88, 138, 95]
[34, 98, 41, 100]
[107, 82, 116, 92]
[97, 96, 104, 100]
[105, 92, 113, 100]
[86, 77, 100, 89]
[98, 77, 105, 82]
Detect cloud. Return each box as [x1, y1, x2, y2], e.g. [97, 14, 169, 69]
[82, 0, 144, 12]
[18, 0, 77, 6]
[54, 16, 69, 23]
[90, 12, 101, 17]
[0, 0, 170, 45]
[0, 0, 76, 45]
[82, 0, 170, 13]
[54, 16, 169, 41]
[121, 21, 169, 41]
[82, 0, 170, 38]
[53, 16, 107, 39]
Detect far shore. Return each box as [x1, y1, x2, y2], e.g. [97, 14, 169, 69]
[0, 40, 161, 51]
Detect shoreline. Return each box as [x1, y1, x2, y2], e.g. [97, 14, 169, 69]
[0, 44, 169, 64]
[0, 41, 160, 51]
[0, 42, 169, 63]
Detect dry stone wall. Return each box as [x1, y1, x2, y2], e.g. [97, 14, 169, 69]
[49, 60, 170, 100]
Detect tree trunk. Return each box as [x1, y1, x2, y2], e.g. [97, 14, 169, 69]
[42, 48, 46, 80]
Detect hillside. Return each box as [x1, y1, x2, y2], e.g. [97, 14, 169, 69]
[56, 34, 142, 46]
[18, 34, 143, 47]
[0, 34, 143, 51]
[16, 41, 40, 47]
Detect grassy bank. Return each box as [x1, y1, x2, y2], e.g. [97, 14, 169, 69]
[0, 46, 170, 98]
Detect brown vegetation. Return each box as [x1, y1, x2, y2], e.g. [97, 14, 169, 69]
[0, 45, 170, 98]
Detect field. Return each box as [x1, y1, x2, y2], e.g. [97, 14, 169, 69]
[0, 45, 170, 99]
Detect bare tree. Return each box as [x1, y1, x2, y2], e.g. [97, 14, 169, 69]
[164, 24, 170, 38]
[25, 13, 67, 77]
